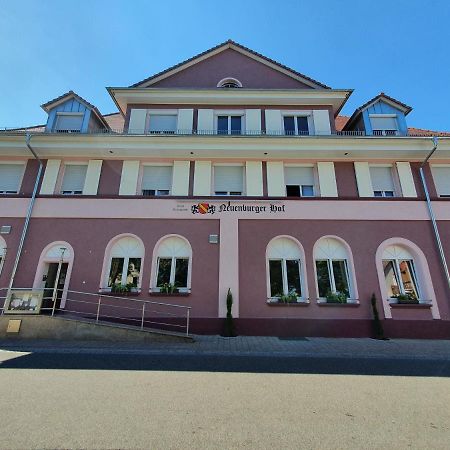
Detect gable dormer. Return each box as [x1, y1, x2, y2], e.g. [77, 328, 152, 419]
[343, 93, 412, 136]
[42, 91, 110, 133]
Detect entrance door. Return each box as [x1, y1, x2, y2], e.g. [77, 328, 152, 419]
[42, 263, 69, 311]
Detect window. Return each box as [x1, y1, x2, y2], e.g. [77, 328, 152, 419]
[285, 166, 315, 197]
[105, 236, 144, 290]
[217, 78, 242, 88]
[0, 238, 6, 277]
[213, 165, 244, 196]
[0, 163, 25, 194]
[314, 237, 353, 299]
[370, 115, 398, 136]
[267, 237, 304, 300]
[431, 166, 450, 197]
[54, 113, 83, 133]
[369, 165, 395, 197]
[283, 116, 310, 136]
[382, 245, 420, 300]
[146, 114, 177, 134]
[217, 115, 242, 135]
[60, 164, 87, 195]
[141, 165, 172, 196]
[153, 236, 191, 292]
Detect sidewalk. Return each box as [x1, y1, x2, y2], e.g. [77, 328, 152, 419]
[1, 335, 450, 359]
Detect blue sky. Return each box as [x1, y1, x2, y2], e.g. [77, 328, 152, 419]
[1, 0, 449, 130]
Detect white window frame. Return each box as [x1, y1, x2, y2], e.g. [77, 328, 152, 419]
[155, 256, 190, 290]
[145, 110, 178, 134]
[0, 162, 26, 194]
[369, 114, 399, 136]
[107, 256, 142, 290]
[284, 164, 318, 197]
[369, 164, 399, 198]
[212, 163, 245, 196]
[214, 110, 245, 135]
[217, 77, 243, 88]
[58, 162, 88, 195]
[281, 111, 314, 136]
[0, 243, 6, 277]
[430, 164, 450, 198]
[383, 258, 421, 301]
[54, 112, 84, 133]
[138, 163, 173, 196]
[268, 258, 303, 299]
[315, 258, 351, 298]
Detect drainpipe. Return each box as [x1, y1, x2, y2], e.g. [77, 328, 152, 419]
[6, 133, 43, 295]
[419, 136, 450, 292]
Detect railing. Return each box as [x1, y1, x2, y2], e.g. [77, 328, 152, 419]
[0, 287, 191, 336]
[1, 127, 445, 137]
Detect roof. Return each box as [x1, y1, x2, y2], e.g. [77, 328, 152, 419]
[41, 90, 110, 130]
[103, 112, 124, 132]
[343, 92, 413, 131]
[130, 39, 331, 89]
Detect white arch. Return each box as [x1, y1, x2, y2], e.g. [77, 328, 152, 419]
[32, 241, 75, 307]
[150, 234, 192, 291]
[217, 77, 243, 88]
[375, 237, 439, 319]
[313, 235, 359, 300]
[100, 234, 145, 290]
[265, 235, 308, 300]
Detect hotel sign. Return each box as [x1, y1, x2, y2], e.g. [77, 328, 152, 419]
[189, 201, 286, 215]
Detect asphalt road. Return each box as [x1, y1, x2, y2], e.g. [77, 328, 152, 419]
[1, 350, 449, 449]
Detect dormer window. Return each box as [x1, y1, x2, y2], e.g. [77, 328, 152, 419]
[217, 77, 242, 88]
[54, 112, 83, 133]
[370, 114, 398, 136]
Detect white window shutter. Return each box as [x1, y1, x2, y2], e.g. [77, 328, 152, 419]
[265, 110, 282, 135]
[214, 166, 244, 193]
[370, 116, 398, 130]
[148, 115, 177, 133]
[55, 114, 83, 132]
[193, 161, 212, 195]
[128, 109, 147, 134]
[61, 165, 88, 193]
[177, 109, 194, 134]
[142, 166, 173, 191]
[0, 164, 24, 193]
[317, 162, 338, 197]
[267, 162, 285, 196]
[312, 110, 331, 135]
[396, 162, 417, 197]
[119, 161, 140, 195]
[369, 166, 395, 191]
[285, 167, 315, 186]
[245, 109, 261, 135]
[83, 160, 103, 195]
[431, 166, 450, 196]
[172, 161, 190, 195]
[40, 159, 61, 195]
[197, 110, 214, 134]
[245, 161, 263, 196]
[354, 162, 373, 197]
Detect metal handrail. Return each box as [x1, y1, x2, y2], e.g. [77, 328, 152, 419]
[0, 287, 191, 336]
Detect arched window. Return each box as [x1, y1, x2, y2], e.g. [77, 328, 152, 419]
[217, 77, 242, 88]
[314, 237, 354, 299]
[105, 235, 144, 290]
[382, 245, 421, 300]
[152, 236, 192, 292]
[266, 237, 305, 301]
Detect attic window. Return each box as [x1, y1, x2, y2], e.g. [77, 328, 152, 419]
[217, 77, 242, 88]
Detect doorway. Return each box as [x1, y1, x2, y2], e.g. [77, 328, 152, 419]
[42, 263, 69, 311]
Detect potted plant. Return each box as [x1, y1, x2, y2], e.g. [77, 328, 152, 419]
[159, 283, 179, 294]
[111, 283, 134, 295]
[326, 291, 348, 304]
[392, 293, 419, 304]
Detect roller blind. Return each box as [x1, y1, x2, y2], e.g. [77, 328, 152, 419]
[370, 116, 398, 131]
[148, 115, 177, 133]
[369, 166, 395, 191]
[285, 167, 314, 186]
[0, 164, 24, 193]
[142, 166, 172, 191]
[55, 114, 83, 132]
[61, 164, 88, 193]
[431, 166, 450, 196]
[214, 166, 244, 193]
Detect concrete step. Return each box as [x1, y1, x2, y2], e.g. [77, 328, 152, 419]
[0, 314, 194, 343]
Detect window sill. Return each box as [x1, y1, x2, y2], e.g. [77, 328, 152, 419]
[149, 291, 191, 297]
[267, 299, 309, 306]
[317, 299, 360, 306]
[389, 302, 432, 309]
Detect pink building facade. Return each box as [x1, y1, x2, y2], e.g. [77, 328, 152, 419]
[1, 40, 450, 337]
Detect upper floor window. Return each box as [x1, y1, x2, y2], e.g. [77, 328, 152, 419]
[217, 115, 242, 135]
[141, 165, 173, 196]
[146, 113, 177, 134]
[217, 77, 242, 88]
[0, 163, 25, 194]
[283, 115, 310, 136]
[370, 115, 398, 136]
[213, 165, 244, 196]
[60, 164, 88, 195]
[369, 165, 396, 197]
[54, 113, 83, 133]
[284, 166, 316, 197]
[430, 165, 450, 198]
